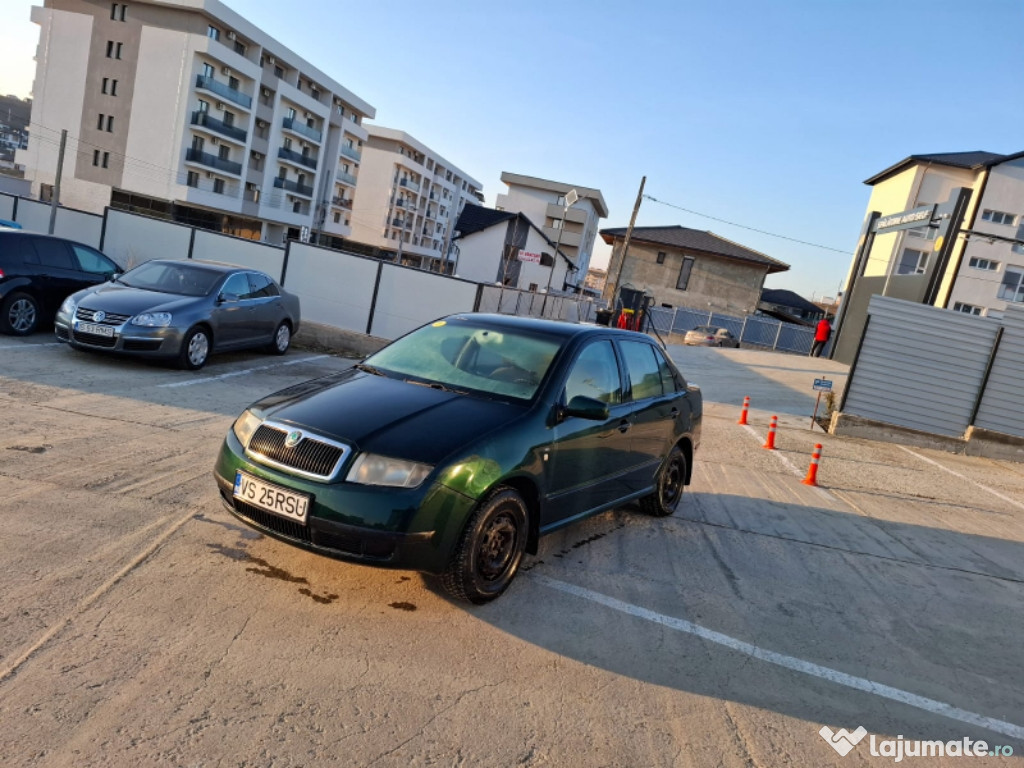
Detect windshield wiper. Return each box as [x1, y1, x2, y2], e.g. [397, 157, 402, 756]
[355, 363, 387, 376]
[403, 378, 466, 395]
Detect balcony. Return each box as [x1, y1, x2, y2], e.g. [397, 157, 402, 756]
[185, 148, 242, 176]
[336, 170, 357, 186]
[331, 196, 352, 209]
[399, 178, 420, 193]
[340, 144, 361, 162]
[273, 176, 313, 197]
[195, 75, 252, 110]
[190, 111, 247, 143]
[392, 218, 404, 227]
[277, 146, 318, 170]
[282, 116, 322, 143]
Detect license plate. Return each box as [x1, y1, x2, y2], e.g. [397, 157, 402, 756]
[233, 470, 310, 524]
[76, 322, 115, 337]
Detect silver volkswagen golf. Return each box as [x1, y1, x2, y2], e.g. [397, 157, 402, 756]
[54, 259, 301, 369]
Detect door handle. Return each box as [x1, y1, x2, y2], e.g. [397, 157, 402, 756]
[618, 419, 631, 433]
[669, 408, 680, 420]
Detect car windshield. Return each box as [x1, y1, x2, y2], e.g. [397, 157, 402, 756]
[693, 326, 716, 333]
[118, 261, 221, 297]
[364, 318, 563, 402]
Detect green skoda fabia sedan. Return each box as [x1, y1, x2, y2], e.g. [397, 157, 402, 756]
[214, 313, 702, 603]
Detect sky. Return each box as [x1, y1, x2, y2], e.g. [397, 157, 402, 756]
[2, 0, 1022, 300]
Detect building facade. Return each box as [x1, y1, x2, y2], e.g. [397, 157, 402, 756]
[600, 225, 789, 315]
[494, 172, 608, 290]
[17, 0, 375, 244]
[347, 126, 483, 271]
[833, 150, 1024, 363]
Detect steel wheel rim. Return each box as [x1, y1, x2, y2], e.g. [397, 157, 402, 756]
[661, 456, 684, 508]
[188, 332, 209, 366]
[276, 324, 290, 351]
[476, 512, 519, 582]
[9, 299, 35, 332]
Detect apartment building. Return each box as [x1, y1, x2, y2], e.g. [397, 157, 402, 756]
[833, 150, 1024, 362]
[494, 172, 608, 291]
[17, 0, 375, 243]
[347, 126, 483, 271]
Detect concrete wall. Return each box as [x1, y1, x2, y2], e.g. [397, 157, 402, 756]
[454, 224, 504, 284]
[102, 207, 192, 265]
[0, 177, 31, 198]
[283, 242, 379, 333]
[369, 265, 477, 339]
[191, 229, 284, 279]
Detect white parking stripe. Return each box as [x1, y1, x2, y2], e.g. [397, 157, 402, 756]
[534, 575, 1024, 741]
[0, 343, 63, 350]
[898, 445, 1024, 512]
[742, 423, 836, 503]
[157, 354, 330, 388]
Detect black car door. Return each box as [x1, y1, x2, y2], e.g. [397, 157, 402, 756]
[544, 339, 633, 529]
[69, 243, 119, 289]
[28, 237, 82, 318]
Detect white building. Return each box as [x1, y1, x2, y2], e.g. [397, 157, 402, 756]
[494, 172, 608, 291]
[347, 126, 483, 272]
[17, 0, 375, 244]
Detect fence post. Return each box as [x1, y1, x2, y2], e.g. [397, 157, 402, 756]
[472, 283, 483, 312]
[740, 316, 748, 344]
[772, 321, 783, 350]
[708, 309, 713, 325]
[365, 260, 384, 336]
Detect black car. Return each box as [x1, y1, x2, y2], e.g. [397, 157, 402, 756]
[0, 230, 121, 335]
[215, 314, 703, 603]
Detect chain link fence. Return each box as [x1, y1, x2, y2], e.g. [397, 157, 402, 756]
[647, 306, 830, 356]
[476, 285, 600, 324]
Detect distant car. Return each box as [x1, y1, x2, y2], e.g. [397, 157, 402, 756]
[0, 230, 121, 335]
[54, 259, 300, 370]
[684, 326, 740, 348]
[214, 313, 703, 604]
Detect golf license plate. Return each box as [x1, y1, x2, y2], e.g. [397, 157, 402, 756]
[233, 470, 309, 524]
[76, 322, 114, 337]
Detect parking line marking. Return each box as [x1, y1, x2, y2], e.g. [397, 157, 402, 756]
[158, 354, 330, 388]
[0, 343, 63, 350]
[533, 575, 1024, 741]
[741, 423, 836, 503]
[898, 445, 1024, 512]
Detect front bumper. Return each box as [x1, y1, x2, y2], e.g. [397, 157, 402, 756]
[213, 430, 477, 574]
[54, 315, 185, 358]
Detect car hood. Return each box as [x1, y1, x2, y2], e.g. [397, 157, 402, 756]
[75, 282, 204, 315]
[251, 368, 529, 466]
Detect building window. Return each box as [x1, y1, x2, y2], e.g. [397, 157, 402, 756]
[102, 152, 109, 168]
[102, 77, 109, 94]
[968, 257, 999, 271]
[953, 302, 982, 315]
[97, 113, 105, 129]
[115, 42, 122, 58]
[111, 79, 118, 96]
[218, 145, 230, 161]
[110, 3, 126, 20]
[197, 99, 209, 113]
[207, 25, 220, 41]
[92, 149, 101, 166]
[998, 267, 1024, 303]
[333, 211, 341, 223]
[676, 256, 695, 290]
[286, 107, 296, 120]
[106, 40, 114, 58]
[106, 115, 114, 132]
[656, 251, 666, 264]
[274, 65, 284, 78]
[982, 209, 1017, 226]
[228, 76, 239, 92]
[907, 225, 937, 241]
[213, 178, 225, 194]
[897, 248, 928, 275]
[202, 63, 214, 79]
[186, 171, 199, 187]
[549, 218, 563, 230]
[233, 41, 246, 56]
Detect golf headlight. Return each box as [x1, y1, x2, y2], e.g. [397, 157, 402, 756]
[131, 312, 172, 327]
[60, 296, 76, 316]
[232, 410, 262, 447]
[346, 453, 432, 488]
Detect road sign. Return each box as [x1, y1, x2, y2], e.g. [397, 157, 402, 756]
[518, 249, 541, 263]
[813, 378, 833, 392]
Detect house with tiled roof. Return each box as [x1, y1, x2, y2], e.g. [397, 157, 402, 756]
[599, 225, 789, 315]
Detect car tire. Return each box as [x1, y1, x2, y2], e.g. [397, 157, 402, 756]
[441, 487, 528, 605]
[267, 321, 291, 355]
[178, 325, 211, 370]
[1, 291, 40, 336]
[639, 444, 687, 517]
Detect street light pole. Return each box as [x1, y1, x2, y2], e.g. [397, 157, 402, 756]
[541, 189, 578, 316]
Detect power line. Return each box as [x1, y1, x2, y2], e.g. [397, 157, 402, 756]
[643, 194, 852, 254]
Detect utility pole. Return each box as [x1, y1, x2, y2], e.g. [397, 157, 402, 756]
[541, 189, 578, 315]
[47, 129, 67, 235]
[609, 176, 645, 303]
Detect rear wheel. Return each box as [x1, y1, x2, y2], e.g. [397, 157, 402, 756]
[442, 487, 528, 604]
[1, 292, 40, 335]
[639, 445, 687, 517]
[267, 321, 291, 355]
[178, 326, 211, 370]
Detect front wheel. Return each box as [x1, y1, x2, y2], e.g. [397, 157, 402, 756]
[442, 488, 528, 604]
[178, 326, 211, 370]
[639, 445, 687, 517]
[1, 291, 40, 335]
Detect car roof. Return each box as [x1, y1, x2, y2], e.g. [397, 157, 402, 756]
[143, 259, 248, 274]
[445, 312, 655, 342]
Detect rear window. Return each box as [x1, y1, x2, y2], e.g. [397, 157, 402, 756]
[0, 233, 37, 267]
[34, 238, 75, 269]
[693, 326, 715, 333]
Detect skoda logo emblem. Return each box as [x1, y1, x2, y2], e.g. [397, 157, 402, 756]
[94, 310, 106, 323]
[284, 430, 303, 449]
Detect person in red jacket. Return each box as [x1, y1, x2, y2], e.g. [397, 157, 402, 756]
[810, 317, 832, 357]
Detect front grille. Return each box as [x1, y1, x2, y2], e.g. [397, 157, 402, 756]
[76, 307, 132, 325]
[247, 424, 348, 480]
[71, 329, 117, 348]
[123, 339, 162, 352]
[233, 499, 311, 543]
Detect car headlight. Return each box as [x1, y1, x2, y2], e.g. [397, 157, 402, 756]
[231, 409, 262, 448]
[60, 296, 77, 316]
[131, 312, 172, 327]
[346, 453, 433, 488]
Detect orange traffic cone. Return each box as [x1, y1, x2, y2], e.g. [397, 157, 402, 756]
[737, 396, 750, 425]
[802, 443, 823, 486]
[763, 415, 778, 450]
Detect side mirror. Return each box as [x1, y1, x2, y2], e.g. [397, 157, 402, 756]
[562, 395, 609, 421]
[218, 292, 240, 304]
[107, 271, 121, 282]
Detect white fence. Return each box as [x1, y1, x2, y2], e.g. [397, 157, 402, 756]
[647, 305, 826, 356]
